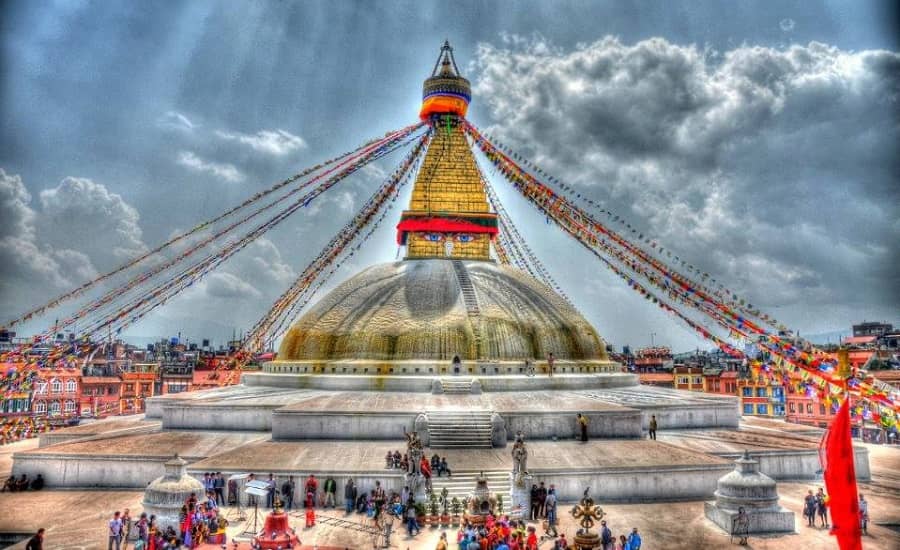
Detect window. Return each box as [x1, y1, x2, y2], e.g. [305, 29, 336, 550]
[742, 387, 752, 397]
[65, 379, 77, 393]
[34, 401, 47, 414]
[692, 377, 702, 384]
[51, 379, 63, 393]
[141, 384, 150, 393]
[49, 401, 60, 414]
[772, 387, 784, 398]
[678, 377, 688, 384]
[806, 403, 813, 414]
[743, 404, 754, 415]
[64, 400, 76, 413]
[819, 405, 826, 415]
[34, 381, 48, 394]
[756, 404, 768, 415]
[789, 402, 796, 413]
[756, 388, 767, 397]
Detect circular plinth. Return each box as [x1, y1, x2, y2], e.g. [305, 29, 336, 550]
[573, 532, 601, 549]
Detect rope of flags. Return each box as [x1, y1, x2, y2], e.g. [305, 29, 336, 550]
[465, 120, 898, 425]
[3, 123, 425, 331]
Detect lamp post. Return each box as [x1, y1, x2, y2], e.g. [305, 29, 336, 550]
[650, 332, 656, 347]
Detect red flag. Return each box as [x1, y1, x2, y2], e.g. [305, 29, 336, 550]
[821, 399, 862, 550]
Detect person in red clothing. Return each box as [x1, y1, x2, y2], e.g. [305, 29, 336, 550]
[420, 456, 433, 491]
[304, 474, 318, 508]
[526, 525, 538, 550]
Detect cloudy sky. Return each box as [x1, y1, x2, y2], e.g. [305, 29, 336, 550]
[1, 1, 897, 351]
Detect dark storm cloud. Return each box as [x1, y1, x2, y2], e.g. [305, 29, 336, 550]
[473, 36, 900, 335]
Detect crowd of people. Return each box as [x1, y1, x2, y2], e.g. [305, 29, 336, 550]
[1, 472, 43, 492]
[385, 451, 453, 477]
[802, 487, 870, 536]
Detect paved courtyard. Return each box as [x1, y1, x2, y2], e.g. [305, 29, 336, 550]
[1, 440, 897, 549]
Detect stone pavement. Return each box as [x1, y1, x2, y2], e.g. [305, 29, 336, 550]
[0, 442, 897, 549]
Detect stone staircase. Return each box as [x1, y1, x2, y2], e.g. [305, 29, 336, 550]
[429, 470, 511, 505]
[439, 378, 475, 394]
[452, 260, 483, 357]
[426, 409, 493, 448]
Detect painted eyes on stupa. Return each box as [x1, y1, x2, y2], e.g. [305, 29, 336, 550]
[423, 233, 475, 242]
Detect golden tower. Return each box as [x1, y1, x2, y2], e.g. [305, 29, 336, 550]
[396, 41, 499, 260]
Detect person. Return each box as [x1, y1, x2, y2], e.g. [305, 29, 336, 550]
[213, 472, 225, 506]
[544, 486, 558, 537]
[432, 453, 441, 473]
[14, 473, 28, 491]
[547, 352, 555, 378]
[577, 413, 589, 442]
[120, 509, 132, 550]
[627, 527, 641, 550]
[436, 530, 448, 549]
[600, 519, 612, 550]
[734, 506, 750, 545]
[526, 525, 538, 550]
[304, 474, 318, 507]
[525, 358, 535, 377]
[344, 478, 357, 513]
[536, 482, 548, 518]
[227, 476, 238, 505]
[30, 474, 44, 491]
[108, 511, 123, 550]
[554, 533, 568, 549]
[324, 475, 337, 508]
[135, 513, 148, 547]
[615, 534, 627, 550]
[859, 494, 868, 535]
[25, 528, 44, 550]
[281, 476, 295, 510]
[386, 451, 395, 468]
[266, 473, 276, 509]
[529, 484, 540, 520]
[406, 502, 420, 536]
[373, 480, 386, 519]
[648, 415, 658, 440]
[803, 489, 817, 527]
[421, 456, 433, 492]
[439, 457, 452, 477]
[452, 354, 462, 374]
[816, 487, 829, 528]
[1, 474, 15, 492]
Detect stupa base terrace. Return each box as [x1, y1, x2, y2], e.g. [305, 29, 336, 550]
[10, 370, 870, 504]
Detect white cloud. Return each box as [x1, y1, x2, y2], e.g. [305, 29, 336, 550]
[177, 151, 244, 182]
[472, 36, 900, 339]
[0, 170, 148, 320]
[38, 176, 148, 265]
[158, 110, 196, 132]
[216, 129, 307, 156]
[205, 272, 262, 299]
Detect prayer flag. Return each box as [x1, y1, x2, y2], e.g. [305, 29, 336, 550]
[820, 399, 862, 550]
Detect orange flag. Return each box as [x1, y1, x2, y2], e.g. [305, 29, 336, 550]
[821, 399, 862, 550]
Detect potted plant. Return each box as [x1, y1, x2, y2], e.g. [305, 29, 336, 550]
[440, 487, 450, 526]
[413, 500, 427, 526]
[428, 491, 439, 526]
[450, 496, 462, 525]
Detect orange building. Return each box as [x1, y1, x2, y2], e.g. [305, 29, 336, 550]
[120, 363, 158, 415]
[703, 369, 738, 395]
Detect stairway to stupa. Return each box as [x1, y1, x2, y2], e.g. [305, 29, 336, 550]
[426, 409, 493, 448]
[452, 260, 483, 357]
[428, 470, 511, 505]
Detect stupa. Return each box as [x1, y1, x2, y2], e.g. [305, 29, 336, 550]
[278, 41, 610, 372]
